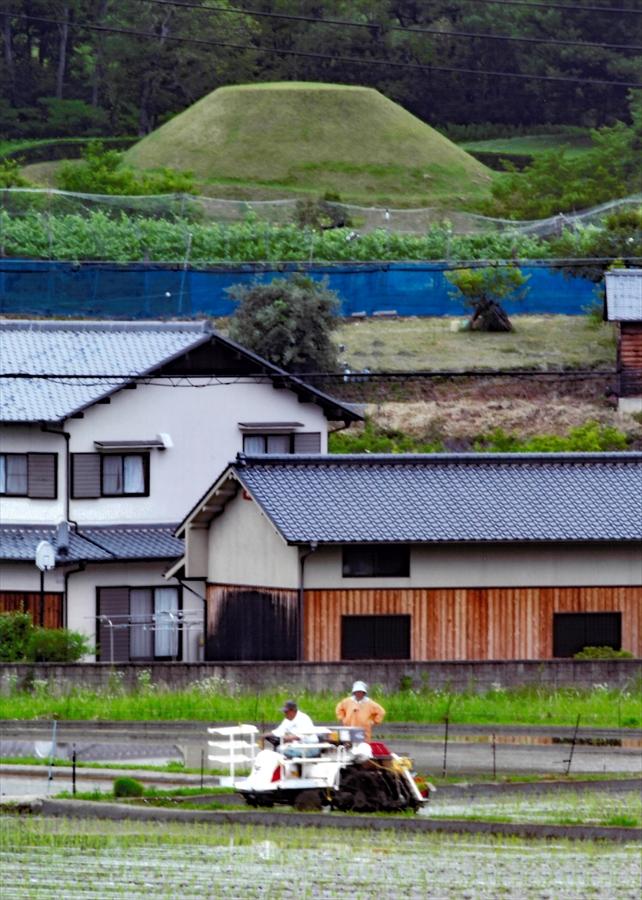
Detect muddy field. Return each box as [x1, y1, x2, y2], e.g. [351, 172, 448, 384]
[1, 817, 640, 899]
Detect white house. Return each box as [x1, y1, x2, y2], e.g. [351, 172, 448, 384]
[0, 319, 359, 662]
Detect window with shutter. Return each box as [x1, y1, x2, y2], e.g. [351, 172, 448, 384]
[97, 587, 130, 663]
[71, 454, 101, 498]
[341, 615, 411, 660]
[27, 453, 57, 499]
[294, 432, 321, 453]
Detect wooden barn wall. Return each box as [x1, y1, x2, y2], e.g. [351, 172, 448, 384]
[304, 587, 642, 661]
[206, 583, 298, 661]
[619, 323, 642, 396]
[0, 591, 63, 629]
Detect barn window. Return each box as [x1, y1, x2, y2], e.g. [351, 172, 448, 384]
[553, 612, 622, 658]
[341, 615, 410, 659]
[342, 545, 410, 577]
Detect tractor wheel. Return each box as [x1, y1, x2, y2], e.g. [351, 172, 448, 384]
[293, 790, 323, 811]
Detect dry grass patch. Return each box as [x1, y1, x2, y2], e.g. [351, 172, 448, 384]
[337, 315, 616, 373]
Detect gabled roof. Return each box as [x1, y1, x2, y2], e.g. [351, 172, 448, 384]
[180, 453, 642, 544]
[0, 319, 360, 423]
[0, 523, 183, 563]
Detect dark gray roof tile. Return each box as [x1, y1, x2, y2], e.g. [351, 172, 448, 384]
[233, 453, 642, 543]
[0, 524, 183, 563]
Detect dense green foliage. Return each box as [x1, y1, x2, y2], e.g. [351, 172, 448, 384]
[574, 646, 634, 660]
[445, 266, 530, 331]
[1, 680, 639, 727]
[1, 2, 636, 137]
[0, 159, 32, 188]
[473, 421, 630, 453]
[0, 612, 32, 662]
[483, 94, 642, 218]
[329, 420, 630, 455]
[228, 274, 339, 373]
[329, 420, 442, 454]
[0, 210, 552, 262]
[57, 141, 194, 196]
[113, 777, 144, 798]
[0, 612, 91, 662]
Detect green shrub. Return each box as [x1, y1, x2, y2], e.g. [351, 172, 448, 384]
[0, 158, 32, 188]
[574, 646, 634, 659]
[113, 777, 144, 798]
[57, 140, 194, 196]
[25, 627, 92, 662]
[474, 421, 630, 453]
[0, 612, 33, 662]
[329, 419, 442, 454]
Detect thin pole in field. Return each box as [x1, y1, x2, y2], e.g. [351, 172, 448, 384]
[564, 714, 581, 776]
[442, 715, 449, 778]
[72, 744, 77, 796]
[492, 732, 497, 780]
[200, 748, 204, 789]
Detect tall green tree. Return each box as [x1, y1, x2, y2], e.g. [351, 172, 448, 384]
[228, 274, 339, 373]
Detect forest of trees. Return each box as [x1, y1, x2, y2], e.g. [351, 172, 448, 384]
[1, 0, 641, 139]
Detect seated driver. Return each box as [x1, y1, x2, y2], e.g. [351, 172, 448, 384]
[266, 700, 320, 758]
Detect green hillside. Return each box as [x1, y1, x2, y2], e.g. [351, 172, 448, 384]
[125, 82, 493, 207]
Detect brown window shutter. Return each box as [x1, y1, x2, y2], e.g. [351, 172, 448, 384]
[71, 453, 101, 498]
[97, 587, 130, 662]
[293, 432, 321, 453]
[27, 453, 57, 499]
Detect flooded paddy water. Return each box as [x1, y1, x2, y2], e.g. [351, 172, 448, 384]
[1, 817, 640, 899]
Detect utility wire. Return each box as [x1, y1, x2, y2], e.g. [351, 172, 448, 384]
[129, 0, 642, 52]
[460, 0, 642, 14]
[13, 14, 641, 88]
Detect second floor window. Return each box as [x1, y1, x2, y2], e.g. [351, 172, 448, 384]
[101, 454, 147, 496]
[0, 453, 56, 498]
[343, 545, 410, 578]
[0, 454, 28, 495]
[243, 434, 292, 454]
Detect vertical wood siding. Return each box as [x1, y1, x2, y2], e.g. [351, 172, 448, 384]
[206, 583, 298, 660]
[0, 591, 63, 628]
[304, 587, 642, 660]
[619, 324, 642, 396]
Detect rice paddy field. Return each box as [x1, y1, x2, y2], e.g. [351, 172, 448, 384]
[1, 817, 639, 899]
[427, 786, 642, 828]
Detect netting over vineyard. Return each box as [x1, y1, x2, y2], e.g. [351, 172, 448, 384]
[2, 189, 640, 236]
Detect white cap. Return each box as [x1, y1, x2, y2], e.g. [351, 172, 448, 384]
[352, 681, 368, 694]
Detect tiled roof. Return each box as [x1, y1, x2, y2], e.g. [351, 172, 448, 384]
[0, 320, 208, 422]
[0, 319, 360, 423]
[0, 524, 184, 563]
[232, 453, 642, 543]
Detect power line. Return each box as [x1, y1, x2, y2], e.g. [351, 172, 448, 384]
[461, 0, 642, 14]
[13, 14, 641, 89]
[130, 0, 642, 52]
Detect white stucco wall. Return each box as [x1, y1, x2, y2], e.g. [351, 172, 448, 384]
[1, 379, 328, 526]
[303, 543, 642, 588]
[206, 490, 298, 588]
[0, 562, 66, 593]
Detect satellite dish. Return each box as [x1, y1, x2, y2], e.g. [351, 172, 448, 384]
[35, 540, 56, 572]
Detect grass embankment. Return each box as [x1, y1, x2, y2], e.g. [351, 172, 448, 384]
[335, 315, 616, 373]
[460, 131, 594, 160]
[1, 685, 639, 727]
[124, 82, 493, 208]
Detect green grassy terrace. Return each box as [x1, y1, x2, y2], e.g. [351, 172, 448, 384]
[1, 685, 639, 727]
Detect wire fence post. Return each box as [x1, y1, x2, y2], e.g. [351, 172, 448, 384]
[200, 748, 205, 789]
[564, 714, 581, 776]
[442, 715, 449, 778]
[492, 732, 497, 780]
[72, 743, 77, 796]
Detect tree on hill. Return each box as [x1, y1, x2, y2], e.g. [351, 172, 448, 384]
[446, 266, 530, 332]
[227, 275, 339, 374]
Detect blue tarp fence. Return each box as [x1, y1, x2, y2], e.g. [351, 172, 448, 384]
[0, 260, 598, 319]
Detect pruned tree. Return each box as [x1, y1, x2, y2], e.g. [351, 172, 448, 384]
[227, 274, 339, 374]
[446, 266, 530, 332]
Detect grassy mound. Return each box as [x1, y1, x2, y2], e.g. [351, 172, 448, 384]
[125, 82, 493, 207]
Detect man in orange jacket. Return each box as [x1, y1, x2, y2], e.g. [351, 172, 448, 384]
[335, 681, 385, 741]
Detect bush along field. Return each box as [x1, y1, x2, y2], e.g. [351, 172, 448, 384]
[0, 677, 639, 728]
[0, 205, 639, 265]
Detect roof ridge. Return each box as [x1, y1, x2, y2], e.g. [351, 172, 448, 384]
[0, 319, 209, 332]
[237, 451, 642, 466]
